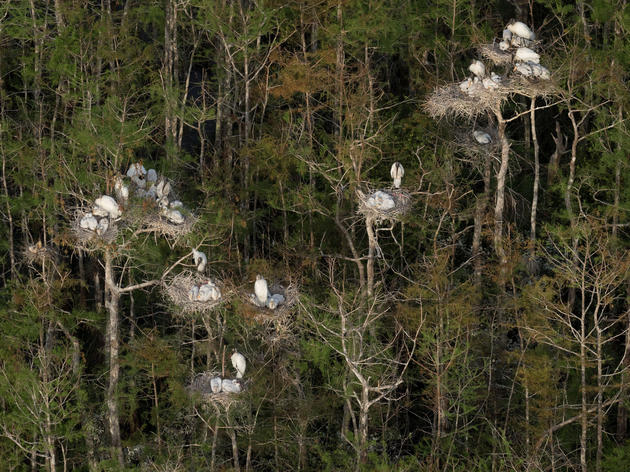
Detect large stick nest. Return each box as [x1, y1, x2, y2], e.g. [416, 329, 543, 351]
[22, 242, 55, 265]
[187, 371, 245, 407]
[478, 43, 514, 66]
[71, 209, 119, 248]
[454, 127, 501, 156]
[123, 198, 197, 239]
[244, 283, 299, 346]
[357, 188, 411, 223]
[163, 271, 231, 316]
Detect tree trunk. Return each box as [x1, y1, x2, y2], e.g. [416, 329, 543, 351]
[104, 250, 123, 466]
[529, 99, 539, 242]
[493, 109, 510, 283]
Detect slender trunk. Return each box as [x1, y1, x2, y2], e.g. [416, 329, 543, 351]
[493, 110, 510, 283]
[529, 99, 539, 241]
[580, 289, 587, 472]
[617, 284, 630, 440]
[365, 217, 376, 296]
[104, 250, 123, 465]
[357, 387, 369, 469]
[472, 151, 492, 282]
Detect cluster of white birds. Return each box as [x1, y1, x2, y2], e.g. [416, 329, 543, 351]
[205, 350, 247, 394]
[459, 60, 503, 96]
[188, 280, 221, 302]
[473, 130, 493, 145]
[125, 162, 186, 225]
[250, 274, 286, 310]
[500, 21, 550, 80]
[79, 194, 123, 236]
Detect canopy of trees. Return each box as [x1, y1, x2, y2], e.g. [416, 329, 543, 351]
[0, 0, 629, 471]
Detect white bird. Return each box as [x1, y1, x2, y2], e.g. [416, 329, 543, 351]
[254, 274, 269, 305]
[126, 162, 147, 179]
[366, 191, 395, 210]
[502, 28, 512, 41]
[114, 176, 129, 203]
[267, 293, 286, 310]
[221, 379, 242, 393]
[192, 249, 207, 273]
[459, 77, 472, 92]
[208, 285, 221, 301]
[94, 195, 122, 219]
[169, 200, 183, 209]
[468, 60, 485, 78]
[96, 218, 109, 236]
[188, 285, 199, 301]
[499, 40, 510, 51]
[390, 162, 404, 189]
[210, 377, 222, 393]
[80, 213, 98, 231]
[197, 282, 216, 302]
[156, 180, 171, 199]
[146, 169, 158, 183]
[473, 130, 492, 144]
[162, 208, 184, 224]
[482, 77, 500, 89]
[515, 61, 550, 80]
[507, 21, 535, 40]
[231, 350, 246, 379]
[515, 47, 540, 64]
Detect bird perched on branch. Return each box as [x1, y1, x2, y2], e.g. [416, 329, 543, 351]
[507, 20, 535, 41]
[231, 350, 246, 379]
[192, 249, 207, 273]
[114, 176, 129, 203]
[94, 195, 122, 219]
[254, 274, 269, 306]
[80, 213, 98, 231]
[390, 162, 404, 189]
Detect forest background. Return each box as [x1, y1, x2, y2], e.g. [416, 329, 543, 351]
[0, 0, 629, 471]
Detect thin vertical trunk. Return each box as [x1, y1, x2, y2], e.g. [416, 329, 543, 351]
[365, 217, 376, 296]
[472, 150, 492, 282]
[617, 284, 630, 440]
[580, 287, 587, 472]
[493, 109, 510, 282]
[529, 99, 539, 241]
[104, 250, 123, 465]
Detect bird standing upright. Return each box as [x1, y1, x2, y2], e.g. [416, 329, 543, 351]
[254, 274, 269, 306]
[192, 249, 207, 273]
[231, 350, 246, 379]
[390, 162, 404, 189]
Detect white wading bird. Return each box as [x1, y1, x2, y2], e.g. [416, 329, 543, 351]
[221, 379, 242, 393]
[390, 162, 404, 189]
[254, 274, 269, 306]
[267, 293, 286, 310]
[515, 62, 550, 80]
[231, 350, 246, 379]
[210, 377, 222, 393]
[146, 169, 158, 183]
[188, 285, 199, 301]
[473, 130, 492, 144]
[94, 195, 122, 219]
[80, 213, 98, 231]
[507, 20, 535, 41]
[515, 47, 540, 64]
[96, 218, 109, 236]
[192, 249, 207, 273]
[468, 60, 485, 78]
[114, 176, 129, 203]
[162, 207, 184, 224]
[366, 191, 395, 210]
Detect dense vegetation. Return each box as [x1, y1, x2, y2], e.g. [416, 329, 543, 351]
[0, 0, 629, 470]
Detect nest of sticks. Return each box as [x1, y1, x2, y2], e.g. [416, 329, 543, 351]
[22, 242, 55, 265]
[71, 209, 119, 247]
[425, 75, 557, 120]
[454, 127, 501, 155]
[478, 43, 513, 66]
[357, 188, 412, 223]
[163, 271, 230, 316]
[123, 199, 197, 238]
[247, 284, 299, 345]
[187, 371, 244, 407]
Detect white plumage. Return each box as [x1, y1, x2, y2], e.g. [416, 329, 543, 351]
[210, 377, 222, 393]
[515, 61, 550, 80]
[267, 293, 286, 310]
[188, 285, 199, 301]
[507, 21, 535, 40]
[162, 208, 184, 224]
[390, 162, 404, 189]
[192, 249, 207, 273]
[459, 78, 472, 92]
[515, 47, 540, 64]
[254, 275, 269, 305]
[482, 77, 500, 89]
[499, 40, 510, 51]
[126, 162, 147, 179]
[114, 177, 129, 203]
[80, 213, 98, 231]
[169, 200, 183, 209]
[468, 60, 485, 78]
[502, 28, 512, 41]
[96, 218, 109, 236]
[366, 191, 395, 210]
[94, 195, 122, 219]
[221, 379, 242, 393]
[231, 350, 246, 379]
[156, 180, 171, 199]
[146, 169, 158, 183]
[197, 282, 215, 302]
[473, 130, 492, 144]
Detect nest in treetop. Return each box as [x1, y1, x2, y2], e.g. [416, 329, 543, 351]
[163, 271, 231, 316]
[454, 127, 501, 156]
[122, 197, 198, 239]
[71, 208, 119, 248]
[187, 371, 245, 408]
[425, 75, 558, 120]
[356, 188, 411, 223]
[244, 283, 298, 322]
[478, 43, 514, 66]
[22, 242, 55, 265]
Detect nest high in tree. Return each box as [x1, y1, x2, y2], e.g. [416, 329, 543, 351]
[357, 188, 411, 223]
[187, 371, 245, 408]
[163, 271, 231, 316]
